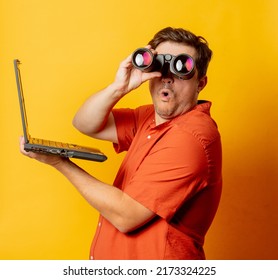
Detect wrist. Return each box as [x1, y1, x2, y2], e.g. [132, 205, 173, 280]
[52, 157, 73, 171]
[107, 82, 129, 99]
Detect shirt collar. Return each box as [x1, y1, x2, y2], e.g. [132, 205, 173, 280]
[149, 100, 212, 130]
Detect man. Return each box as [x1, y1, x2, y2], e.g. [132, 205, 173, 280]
[20, 27, 222, 259]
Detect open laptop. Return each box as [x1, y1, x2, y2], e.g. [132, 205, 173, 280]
[14, 59, 107, 162]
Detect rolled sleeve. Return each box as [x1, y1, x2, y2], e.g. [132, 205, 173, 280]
[112, 108, 137, 153]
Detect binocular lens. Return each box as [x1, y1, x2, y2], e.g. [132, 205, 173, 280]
[133, 49, 153, 69]
[173, 55, 194, 74]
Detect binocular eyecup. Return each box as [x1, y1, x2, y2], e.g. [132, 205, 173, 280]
[131, 48, 195, 80]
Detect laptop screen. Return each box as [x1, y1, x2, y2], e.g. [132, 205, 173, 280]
[14, 59, 30, 143]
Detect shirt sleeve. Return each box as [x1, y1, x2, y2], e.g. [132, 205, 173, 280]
[123, 129, 209, 222]
[112, 108, 137, 153]
[112, 105, 154, 153]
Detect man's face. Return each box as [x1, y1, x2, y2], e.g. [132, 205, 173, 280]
[149, 41, 207, 125]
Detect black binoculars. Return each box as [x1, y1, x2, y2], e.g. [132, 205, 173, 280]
[131, 48, 195, 80]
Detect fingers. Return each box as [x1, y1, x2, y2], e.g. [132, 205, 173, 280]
[143, 45, 159, 57]
[19, 135, 67, 166]
[19, 136, 36, 158]
[19, 136, 27, 155]
[119, 53, 133, 70]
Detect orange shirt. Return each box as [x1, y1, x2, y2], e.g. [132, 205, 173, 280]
[90, 101, 222, 260]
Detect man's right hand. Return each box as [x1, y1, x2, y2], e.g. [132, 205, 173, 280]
[112, 47, 161, 97]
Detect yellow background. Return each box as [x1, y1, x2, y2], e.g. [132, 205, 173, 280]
[1, 0, 278, 259]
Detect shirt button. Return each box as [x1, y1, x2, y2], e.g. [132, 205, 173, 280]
[147, 135, 151, 139]
[98, 222, 101, 227]
[90, 256, 94, 260]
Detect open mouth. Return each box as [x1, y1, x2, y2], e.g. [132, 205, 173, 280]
[159, 89, 171, 101]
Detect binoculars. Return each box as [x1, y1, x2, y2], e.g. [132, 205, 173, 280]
[131, 48, 195, 79]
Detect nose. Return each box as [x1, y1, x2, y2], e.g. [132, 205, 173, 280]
[161, 64, 174, 83]
[162, 76, 174, 84]
[162, 69, 174, 83]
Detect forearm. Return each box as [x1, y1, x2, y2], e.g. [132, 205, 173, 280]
[72, 83, 123, 137]
[72, 51, 160, 139]
[55, 159, 123, 224]
[53, 159, 154, 233]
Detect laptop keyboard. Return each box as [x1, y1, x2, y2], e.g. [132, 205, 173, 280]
[31, 138, 81, 149]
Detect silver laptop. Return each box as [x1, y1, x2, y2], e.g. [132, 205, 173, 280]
[14, 59, 107, 162]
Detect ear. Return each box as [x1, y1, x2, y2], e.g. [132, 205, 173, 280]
[197, 75, 208, 93]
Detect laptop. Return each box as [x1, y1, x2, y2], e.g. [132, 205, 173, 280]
[14, 59, 107, 162]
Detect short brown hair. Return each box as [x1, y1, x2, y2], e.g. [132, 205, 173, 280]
[148, 27, 212, 79]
